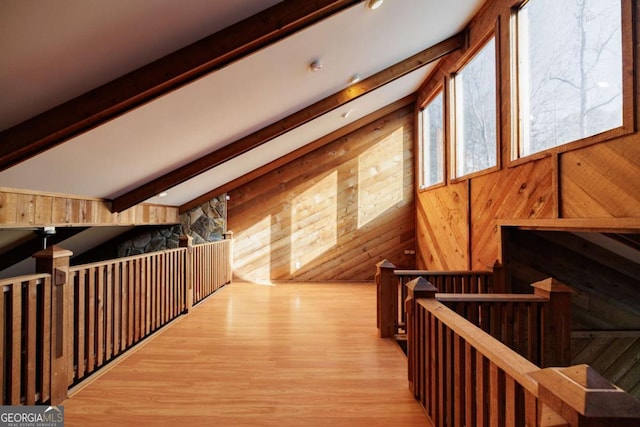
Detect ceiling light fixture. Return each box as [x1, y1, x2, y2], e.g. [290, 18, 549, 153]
[342, 110, 353, 119]
[349, 73, 362, 84]
[309, 60, 323, 71]
[366, 0, 384, 10]
[158, 191, 168, 198]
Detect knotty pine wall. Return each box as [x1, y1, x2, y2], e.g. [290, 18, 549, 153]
[415, 0, 640, 271]
[227, 105, 415, 281]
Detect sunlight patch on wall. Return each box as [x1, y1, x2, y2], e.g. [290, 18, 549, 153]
[291, 171, 338, 273]
[358, 127, 404, 228]
[235, 214, 272, 281]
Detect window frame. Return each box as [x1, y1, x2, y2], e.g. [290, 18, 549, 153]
[509, 0, 635, 167]
[417, 84, 447, 192]
[450, 27, 502, 182]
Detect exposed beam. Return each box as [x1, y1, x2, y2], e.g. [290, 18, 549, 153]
[0, 0, 362, 172]
[113, 31, 466, 212]
[179, 95, 416, 213]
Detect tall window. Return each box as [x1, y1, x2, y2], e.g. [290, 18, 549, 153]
[452, 37, 497, 178]
[419, 91, 444, 188]
[516, 0, 622, 157]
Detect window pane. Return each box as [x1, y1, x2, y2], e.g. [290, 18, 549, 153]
[454, 38, 497, 177]
[420, 92, 444, 188]
[518, 0, 622, 156]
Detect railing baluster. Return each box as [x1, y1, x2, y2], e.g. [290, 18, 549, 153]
[25, 280, 37, 405]
[464, 342, 475, 427]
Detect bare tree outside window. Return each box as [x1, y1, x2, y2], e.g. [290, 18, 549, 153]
[420, 91, 444, 188]
[518, 0, 622, 156]
[454, 38, 497, 177]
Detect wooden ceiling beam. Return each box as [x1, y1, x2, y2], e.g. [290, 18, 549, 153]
[179, 95, 416, 213]
[112, 31, 466, 212]
[0, 0, 362, 172]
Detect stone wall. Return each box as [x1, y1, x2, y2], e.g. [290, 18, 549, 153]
[117, 195, 227, 256]
[180, 196, 227, 244]
[117, 225, 183, 257]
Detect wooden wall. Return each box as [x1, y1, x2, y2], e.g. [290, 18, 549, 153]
[0, 188, 179, 227]
[227, 105, 415, 281]
[414, 0, 640, 271]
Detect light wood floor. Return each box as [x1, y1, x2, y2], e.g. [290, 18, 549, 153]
[62, 281, 430, 426]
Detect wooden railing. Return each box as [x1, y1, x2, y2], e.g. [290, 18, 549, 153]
[1, 236, 232, 405]
[376, 260, 504, 338]
[437, 278, 573, 368]
[1, 273, 54, 405]
[68, 248, 187, 386]
[191, 239, 233, 305]
[405, 278, 640, 426]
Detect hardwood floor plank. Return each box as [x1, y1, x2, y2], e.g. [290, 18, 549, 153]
[63, 282, 429, 426]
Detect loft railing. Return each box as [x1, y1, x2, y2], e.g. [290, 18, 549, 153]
[191, 237, 232, 304]
[0, 236, 232, 405]
[68, 248, 187, 386]
[376, 260, 505, 339]
[436, 277, 573, 367]
[0, 273, 53, 405]
[405, 278, 640, 426]
[376, 260, 571, 367]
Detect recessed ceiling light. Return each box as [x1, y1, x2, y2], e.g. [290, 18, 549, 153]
[366, 0, 383, 10]
[349, 73, 362, 84]
[309, 60, 322, 71]
[342, 110, 353, 119]
[158, 191, 168, 198]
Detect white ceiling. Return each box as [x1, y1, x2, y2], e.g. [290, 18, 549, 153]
[0, 0, 486, 208]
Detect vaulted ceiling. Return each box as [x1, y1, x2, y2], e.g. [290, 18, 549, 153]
[0, 0, 486, 211]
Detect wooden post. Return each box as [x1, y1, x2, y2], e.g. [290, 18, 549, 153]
[223, 230, 234, 283]
[530, 364, 640, 426]
[532, 278, 574, 367]
[492, 260, 507, 293]
[376, 260, 396, 338]
[33, 245, 73, 405]
[405, 277, 437, 396]
[179, 235, 194, 313]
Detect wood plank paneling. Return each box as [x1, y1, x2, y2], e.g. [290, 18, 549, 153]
[560, 135, 640, 218]
[0, 187, 179, 227]
[470, 158, 555, 270]
[415, 182, 469, 270]
[228, 106, 416, 281]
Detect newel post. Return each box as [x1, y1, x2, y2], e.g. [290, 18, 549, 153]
[33, 245, 73, 405]
[405, 277, 437, 396]
[376, 260, 396, 338]
[223, 230, 234, 283]
[179, 235, 194, 313]
[492, 260, 508, 293]
[532, 278, 574, 367]
[530, 364, 640, 426]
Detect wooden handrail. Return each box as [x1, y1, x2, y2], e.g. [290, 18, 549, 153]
[377, 263, 506, 338]
[435, 293, 547, 303]
[417, 298, 540, 394]
[405, 279, 640, 426]
[396, 269, 494, 276]
[69, 247, 186, 272]
[0, 272, 50, 286]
